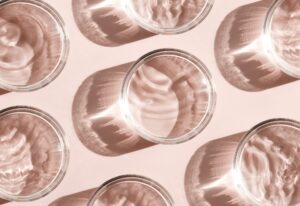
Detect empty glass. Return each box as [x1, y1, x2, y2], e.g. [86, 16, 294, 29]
[121, 49, 216, 144]
[0, 106, 69, 201]
[234, 119, 300, 206]
[215, 0, 300, 92]
[0, 0, 69, 91]
[73, 49, 216, 152]
[72, 0, 214, 47]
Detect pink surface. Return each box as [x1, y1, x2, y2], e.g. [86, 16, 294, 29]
[1, 0, 300, 205]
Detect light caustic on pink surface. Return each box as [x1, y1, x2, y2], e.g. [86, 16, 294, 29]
[0, 1, 64, 88]
[0, 113, 63, 197]
[92, 181, 168, 206]
[238, 124, 300, 206]
[129, 0, 208, 29]
[270, 0, 300, 68]
[127, 55, 210, 139]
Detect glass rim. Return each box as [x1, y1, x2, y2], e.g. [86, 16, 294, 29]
[120, 48, 216, 144]
[233, 118, 300, 206]
[124, 0, 214, 34]
[0, 0, 70, 92]
[0, 106, 69, 201]
[87, 174, 174, 206]
[263, 0, 300, 78]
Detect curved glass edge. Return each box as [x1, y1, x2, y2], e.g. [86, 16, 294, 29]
[233, 118, 300, 206]
[263, 0, 300, 78]
[120, 48, 217, 144]
[0, 106, 69, 202]
[87, 175, 174, 206]
[0, 0, 70, 92]
[124, 0, 214, 34]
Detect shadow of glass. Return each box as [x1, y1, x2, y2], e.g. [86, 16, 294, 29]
[49, 177, 170, 205]
[185, 132, 250, 206]
[0, 199, 8, 205]
[215, 0, 297, 92]
[49, 189, 96, 206]
[72, 0, 155, 47]
[72, 63, 155, 157]
[0, 89, 9, 95]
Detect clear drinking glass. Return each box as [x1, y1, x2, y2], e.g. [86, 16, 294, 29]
[0, 106, 69, 201]
[121, 49, 216, 144]
[0, 0, 69, 91]
[88, 175, 174, 206]
[123, 0, 214, 34]
[234, 119, 300, 206]
[72, 48, 215, 156]
[263, 0, 300, 78]
[215, 0, 300, 92]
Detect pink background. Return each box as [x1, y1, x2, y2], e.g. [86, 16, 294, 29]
[2, 0, 300, 205]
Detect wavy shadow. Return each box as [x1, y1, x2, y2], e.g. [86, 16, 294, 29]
[72, 0, 155, 47]
[49, 189, 96, 206]
[215, 0, 297, 92]
[72, 63, 154, 157]
[185, 132, 250, 206]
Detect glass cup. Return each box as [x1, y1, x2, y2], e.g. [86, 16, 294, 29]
[263, 0, 300, 78]
[72, 48, 216, 154]
[124, 0, 214, 34]
[88, 175, 174, 206]
[121, 49, 216, 144]
[0, 106, 69, 201]
[0, 0, 69, 91]
[234, 119, 300, 206]
[73, 0, 214, 35]
[215, 0, 300, 92]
